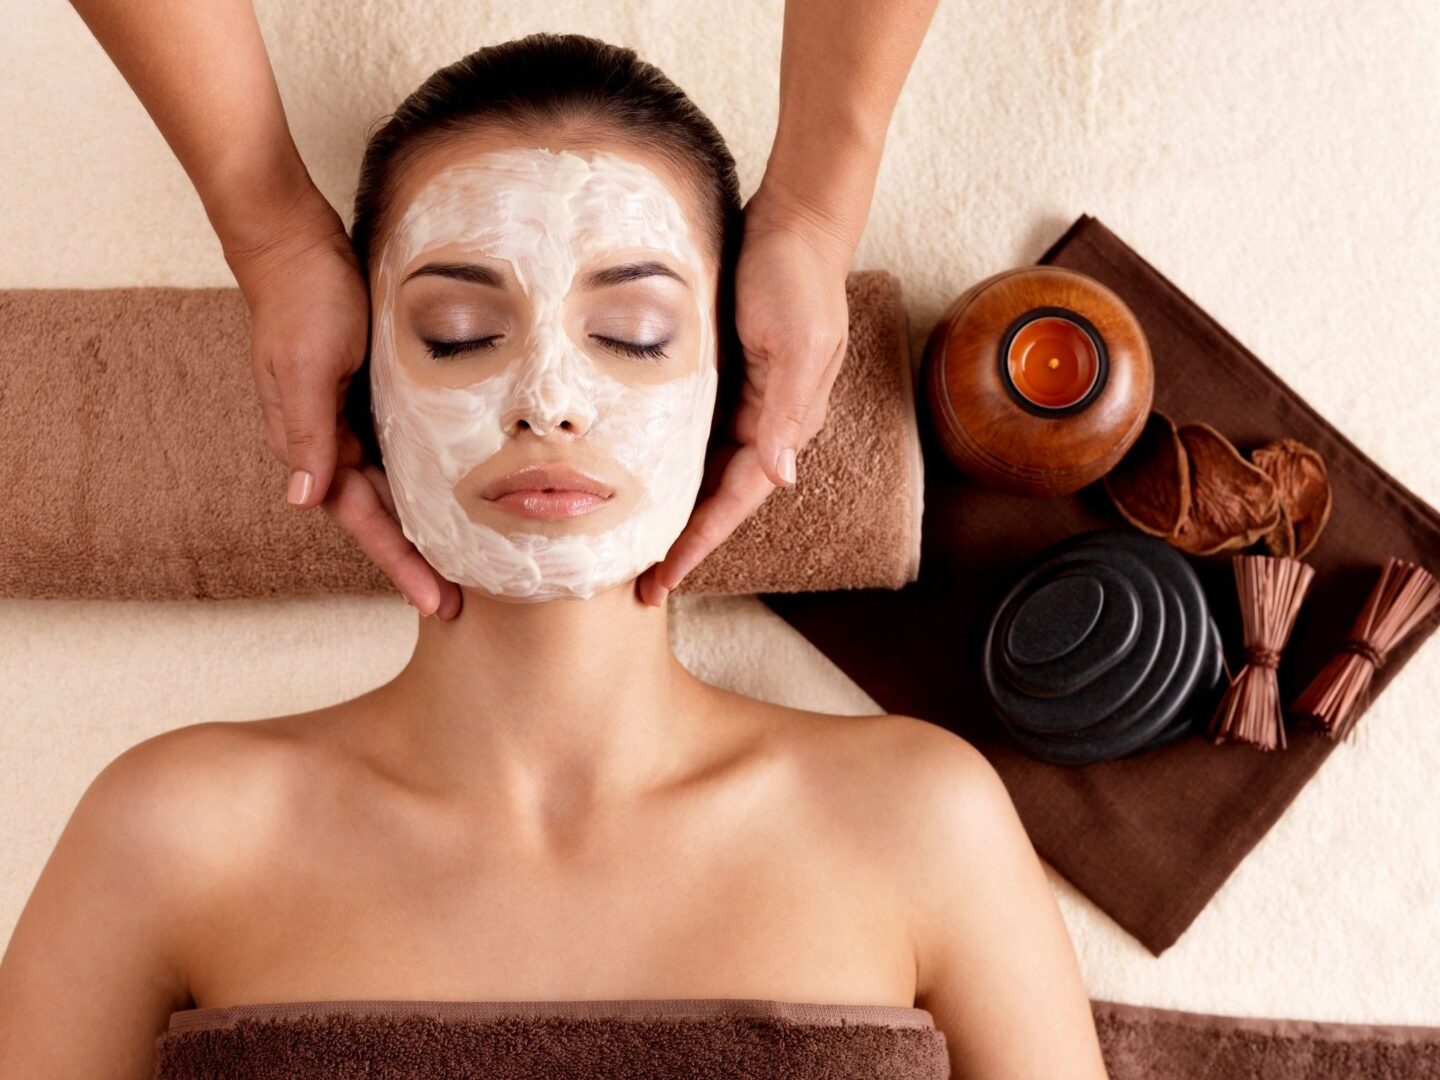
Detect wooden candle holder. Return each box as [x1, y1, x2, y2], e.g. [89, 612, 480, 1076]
[923, 266, 1154, 497]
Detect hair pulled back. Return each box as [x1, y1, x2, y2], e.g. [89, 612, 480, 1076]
[344, 32, 745, 465]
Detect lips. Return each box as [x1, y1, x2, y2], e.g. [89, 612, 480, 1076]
[482, 464, 615, 500]
[481, 464, 615, 520]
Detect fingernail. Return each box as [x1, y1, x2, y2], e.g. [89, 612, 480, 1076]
[287, 469, 314, 506]
[776, 447, 797, 486]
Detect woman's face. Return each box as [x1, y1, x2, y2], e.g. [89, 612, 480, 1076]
[368, 137, 719, 601]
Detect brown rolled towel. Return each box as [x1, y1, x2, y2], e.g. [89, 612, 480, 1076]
[0, 270, 921, 602]
[152, 998, 950, 1079]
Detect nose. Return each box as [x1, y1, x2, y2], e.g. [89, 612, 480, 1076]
[500, 336, 596, 438]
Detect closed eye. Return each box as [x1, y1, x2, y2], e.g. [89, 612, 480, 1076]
[592, 335, 670, 362]
[423, 335, 501, 360]
[421, 334, 671, 362]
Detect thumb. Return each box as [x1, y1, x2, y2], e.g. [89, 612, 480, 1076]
[280, 360, 342, 508]
[753, 333, 844, 488]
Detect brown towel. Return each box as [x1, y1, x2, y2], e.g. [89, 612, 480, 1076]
[767, 215, 1440, 956]
[150, 996, 1440, 1079]
[0, 271, 921, 601]
[152, 998, 949, 1079]
[1092, 998, 1440, 1079]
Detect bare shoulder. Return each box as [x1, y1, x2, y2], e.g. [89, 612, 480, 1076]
[830, 714, 1042, 933]
[86, 717, 309, 864]
[866, 714, 1025, 865]
[37, 716, 317, 923]
[793, 709, 1047, 948]
[95, 715, 290, 794]
[772, 710, 1105, 1074]
[778, 710, 1009, 848]
[0, 716, 317, 1077]
[757, 708, 1022, 909]
[810, 713, 1107, 1076]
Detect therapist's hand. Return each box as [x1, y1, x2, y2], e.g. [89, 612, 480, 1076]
[225, 189, 462, 619]
[636, 178, 853, 606]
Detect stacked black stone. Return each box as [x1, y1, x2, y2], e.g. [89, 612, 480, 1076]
[980, 528, 1225, 765]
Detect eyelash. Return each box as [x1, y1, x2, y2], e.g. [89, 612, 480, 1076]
[422, 335, 670, 362]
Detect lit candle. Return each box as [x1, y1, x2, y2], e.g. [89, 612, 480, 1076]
[1005, 313, 1101, 410]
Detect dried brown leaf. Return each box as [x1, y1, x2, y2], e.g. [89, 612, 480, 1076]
[1250, 438, 1332, 559]
[1103, 410, 1191, 537]
[1262, 504, 1296, 558]
[1172, 422, 1281, 556]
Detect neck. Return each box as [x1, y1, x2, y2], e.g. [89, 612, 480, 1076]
[373, 581, 712, 810]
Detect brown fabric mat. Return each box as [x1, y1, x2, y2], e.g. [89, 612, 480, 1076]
[766, 215, 1440, 955]
[0, 270, 920, 602]
[1092, 999, 1440, 1078]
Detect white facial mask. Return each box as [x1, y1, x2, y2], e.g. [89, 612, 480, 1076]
[369, 147, 718, 602]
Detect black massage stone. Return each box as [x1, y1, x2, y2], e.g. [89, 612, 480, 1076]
[980, 527, 1226, 765]
[997, 563, 1140, 697]
[1143, 616, 1227, 752]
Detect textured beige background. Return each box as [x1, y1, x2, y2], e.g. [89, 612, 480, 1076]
[3, 0, 1438, 1026]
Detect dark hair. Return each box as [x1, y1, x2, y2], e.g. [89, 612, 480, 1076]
[343, 32, 744, 467]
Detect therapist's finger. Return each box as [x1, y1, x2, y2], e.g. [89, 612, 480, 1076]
[637, 443, 777, 607]
[322, 464, 459, 617]
[363, 464, 463, 620]
[273, 349, 345, 509]
[752, 328, 845, 489]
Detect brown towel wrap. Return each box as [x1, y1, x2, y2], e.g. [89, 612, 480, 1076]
[152, 998, 949, 1079]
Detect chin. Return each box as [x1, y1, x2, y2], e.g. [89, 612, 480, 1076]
[398, 469, 693, 603]
[422, 525, 669, 602]
[461, 577, 639, 605]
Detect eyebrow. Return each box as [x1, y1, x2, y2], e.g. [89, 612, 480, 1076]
[581, 260, 688, 290]
[402, 259, 688, 290]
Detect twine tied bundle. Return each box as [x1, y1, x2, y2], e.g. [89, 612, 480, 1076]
[1209, 555, 1316, 751]
[1291, 556, 1440, 742]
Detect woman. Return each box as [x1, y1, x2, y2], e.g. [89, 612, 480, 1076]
[0, 34, 1108, 1079]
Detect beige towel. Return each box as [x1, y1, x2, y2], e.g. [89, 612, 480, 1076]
[0, 270, 921, 601]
